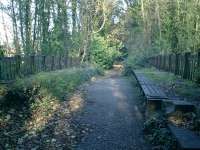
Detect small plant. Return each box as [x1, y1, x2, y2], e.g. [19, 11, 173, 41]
[122, 63, 132, 76]
[143, 114, 177, 150]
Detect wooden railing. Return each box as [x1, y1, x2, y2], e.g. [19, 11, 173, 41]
[0, 55, 80, 82]
[148, 52, 200, 82]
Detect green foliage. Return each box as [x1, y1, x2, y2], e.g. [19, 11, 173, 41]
[0, 45, 5, 56]
[90, 35, 122, 69]
[124, 0, 200, 66]
[143, 114, 176, 149]
[13, 67, 100, 100]
[123, 49, 149, 75]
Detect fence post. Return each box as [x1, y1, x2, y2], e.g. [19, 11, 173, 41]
[183, 52, 191, 79]
[163, 55, 166, 70]
[161, 55, 163, 69]
[30, 55, 35, 74]
[155, 56, 158, 68]
[71, 57, 73, 67]
[198, 51, 200, 67]
[159, 55, 162, 69]
[158, 55, 161, 70]
[168, 54, 172, 72]
[15, 55, 21, 77]
[65, 55, 68, 68]
[64, 54, 68, 68]
[161, 55, 164, 69]
[154, 56, 156, 68]
[68, 57, 72, 67]
[175, 53, 179, 75]
[59, 54, 62, 69]
[51, 56, 55, 70]
[42, 55, 46, 71]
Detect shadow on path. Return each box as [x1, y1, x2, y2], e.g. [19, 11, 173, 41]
[75, 72, 150, 150]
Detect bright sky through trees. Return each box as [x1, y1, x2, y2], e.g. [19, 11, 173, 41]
[0, 0, 13, 45]
[0, 0, 127, 46]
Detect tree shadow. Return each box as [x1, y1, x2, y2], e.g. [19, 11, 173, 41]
[0, 87, 89, 150]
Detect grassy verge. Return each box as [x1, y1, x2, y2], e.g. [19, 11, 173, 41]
[0, 66, 102, 149]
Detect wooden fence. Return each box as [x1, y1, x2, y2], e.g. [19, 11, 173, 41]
[148, 52, 200, 82]
[0, 55, 80, 82]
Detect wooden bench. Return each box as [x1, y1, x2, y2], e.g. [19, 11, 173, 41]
[168, 124, 200, 150]
[140, 84, 168, 100]
[132, 70, 196, 112]
[132, 70, 200, 149]
[164, 100, 195, 114]
[133, 72, 154, 86]
[132, 70, 168, 111]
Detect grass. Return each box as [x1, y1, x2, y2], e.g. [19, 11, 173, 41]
[135, 67, 200, 101]
[13, 67, 102, 100]
[0, 66, 102, 149]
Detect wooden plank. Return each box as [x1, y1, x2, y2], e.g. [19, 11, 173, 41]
[169, 124, 200, 150]
[164, 99, 195, 113]
[141, 84, 168, 100]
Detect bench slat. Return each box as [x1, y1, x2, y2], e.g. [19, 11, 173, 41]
[132, 70, 168, 101]
[141, 84, 168, 100]
[169, 124, 200, 150]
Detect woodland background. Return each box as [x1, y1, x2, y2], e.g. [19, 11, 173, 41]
[0, 0, 200, 68]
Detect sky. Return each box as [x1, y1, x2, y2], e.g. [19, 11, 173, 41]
[0, 0, 127, 46]
[0, 0, 13, 45]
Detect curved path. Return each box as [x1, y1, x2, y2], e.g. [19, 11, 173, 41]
[75, 73, 150, 150]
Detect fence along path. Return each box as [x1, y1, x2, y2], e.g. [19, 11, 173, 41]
[149, 52, 200, 82]
[0, 55, 80, 81]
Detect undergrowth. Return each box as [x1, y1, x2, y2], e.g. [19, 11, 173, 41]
[143, 113, 177, 150]
[0, 66, 101, 149]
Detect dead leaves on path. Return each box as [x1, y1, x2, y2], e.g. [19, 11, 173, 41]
[0, 91, 92, 149]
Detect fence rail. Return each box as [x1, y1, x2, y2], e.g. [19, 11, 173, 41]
[148, 52, 200, 82]
[0, 55, 80, 82]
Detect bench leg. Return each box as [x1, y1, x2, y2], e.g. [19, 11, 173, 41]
[147, 100, 162, 112]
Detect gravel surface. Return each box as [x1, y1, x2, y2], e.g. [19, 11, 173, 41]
[75, 74, 150, 150]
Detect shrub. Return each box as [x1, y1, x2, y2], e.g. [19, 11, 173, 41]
[90, 35, 121, 69]
[143, 114, 177, 149]
[12, 67, 100, 100]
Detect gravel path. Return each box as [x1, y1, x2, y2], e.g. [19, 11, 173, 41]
[75, 73, 150, 150]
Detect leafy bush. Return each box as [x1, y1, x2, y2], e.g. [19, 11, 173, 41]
[90, 35, 121, 69]
[143, 114, 177, 150]
[12, 67, 100, 100]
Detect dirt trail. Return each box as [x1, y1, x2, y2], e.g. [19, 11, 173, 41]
[75, 71, 150, 150]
